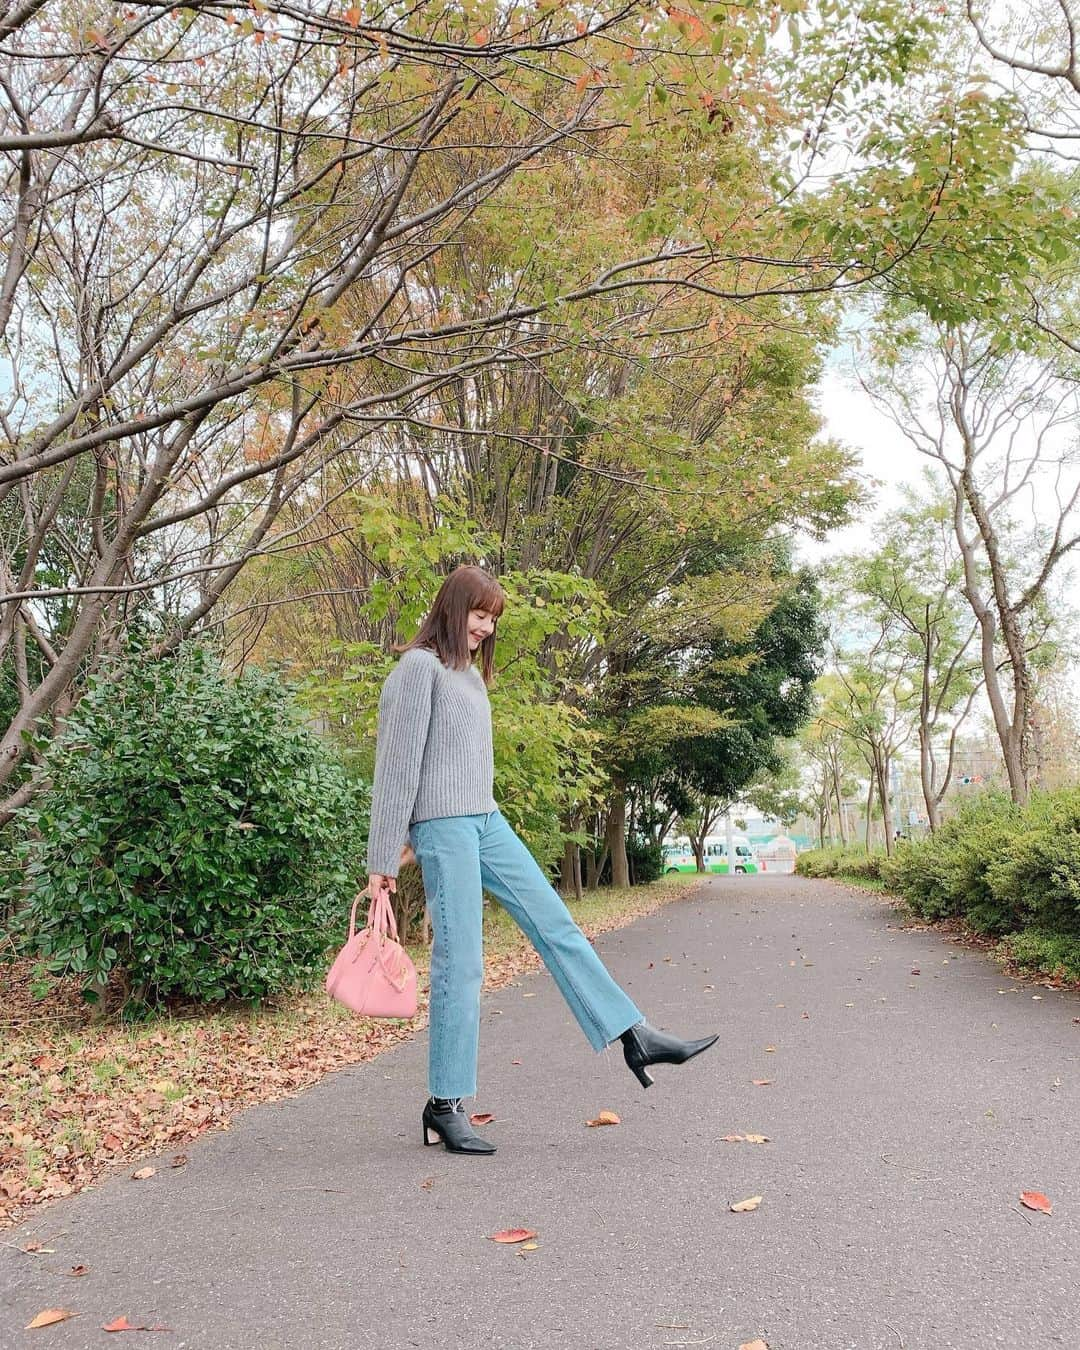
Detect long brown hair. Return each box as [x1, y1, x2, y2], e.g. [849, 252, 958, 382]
[397, 564, 506, 685]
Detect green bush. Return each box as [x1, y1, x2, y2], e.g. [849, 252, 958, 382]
[795, 846, 884, 880]
[882, 793, 1022, 931]
[5, 647, 367, 1010]
[997, 927, 1080, 982]
[984, 788, 1080, 935]
[626, 834, 664, 885]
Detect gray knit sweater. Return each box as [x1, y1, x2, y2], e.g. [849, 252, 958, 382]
[365, 646, 496, 877]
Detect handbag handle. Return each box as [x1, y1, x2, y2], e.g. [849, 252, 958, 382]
[348, 883, 400, 943]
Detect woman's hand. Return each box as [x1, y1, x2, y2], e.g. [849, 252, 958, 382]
[366, 873, 397, 900]
[399, 842, 417, 869]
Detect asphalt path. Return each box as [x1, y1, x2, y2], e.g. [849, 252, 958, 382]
[3, 875, 1079, 1350]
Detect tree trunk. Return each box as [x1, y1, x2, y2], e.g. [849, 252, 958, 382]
[606, 787, 629, 889]
[865, 775, 874, 851]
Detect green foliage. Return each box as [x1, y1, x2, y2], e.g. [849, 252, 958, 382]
[5, 648, 366, 1011]
[625, 833, 664, 886]
[997, 929, 1080, 984]
[881, 789, 1080, 938]
[795, 847, 885, 880]
[881, 793, 1021, 930]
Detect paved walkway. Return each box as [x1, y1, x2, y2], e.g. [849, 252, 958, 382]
[3, 876, 1078, 1350]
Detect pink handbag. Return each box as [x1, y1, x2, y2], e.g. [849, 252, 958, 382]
[325, 886, 418, 1019]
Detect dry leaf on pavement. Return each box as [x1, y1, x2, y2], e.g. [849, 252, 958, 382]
[489, 1228, 538, 1244]
[586, 1111, 620, 1127]
[1019, 1191, 1052, 1214]
[740, 1340, 769, 1350]
[130, 1166, 156, 1181]
[730, 1195, 763, 1213]
[469, 1112, 495, 1126]
[26, 1309, 76, 1329]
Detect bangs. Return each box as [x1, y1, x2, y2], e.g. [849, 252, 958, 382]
[470, 576, 505, 617]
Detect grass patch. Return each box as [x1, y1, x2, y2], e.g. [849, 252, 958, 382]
[0, 873, 701, 1227]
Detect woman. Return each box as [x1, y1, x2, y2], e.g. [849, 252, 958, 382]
[366, 564, 717, 1155]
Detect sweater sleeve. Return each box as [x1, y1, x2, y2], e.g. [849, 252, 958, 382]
[365, 649, 438, 878]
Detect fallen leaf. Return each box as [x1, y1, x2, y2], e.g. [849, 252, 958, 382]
[419, 1177, 434, 1190]
[586, 1110, 620, 1128]
[744, 1133, 770, 1144]
[730, 1195, 763, 1213]
[911, 967, 921, 975]
[522, 991, 536, 998]
[751, 1079, 772, 1086]
[510, 1059, 522, 1066]
[469, 1112, 495, 1126]
[102, 1133, 124, 1152]
[26, 1309, 76, 1329]
[720, 1133, 745, 1143]
[69, 1265, 90, 1277]
[1020, 1190, 1052, 1214]
[130, 1166, 156, 1181]
[170, 1154, 188, 1168]
[31, 1055, 64, 1072]
[520, 1241, 539, 1250]
[764, 1046, 776, 1053]
[740, 1340, 769, 1350]
[489, 1228, 538, 1244]
[23, 1242, 56, 1254]
[102, 1316, 167, 1333]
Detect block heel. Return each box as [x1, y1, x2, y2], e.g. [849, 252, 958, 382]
[421, 1098, 496, 1155]
[620, 1020, 718, 1089]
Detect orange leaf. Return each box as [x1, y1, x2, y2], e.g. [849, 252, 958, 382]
[576, 18, 587, 33]
[103, 1316, 166, 1332]
[69, 1266, 90, 1278]
[730, 1195, 763, 1213]
[586, 1110, 620, 1127]
[131, 1166, 156, 1181]
[489, 1228, 538, 1244]
[469, 1112, 495, 1126]
[574, 70, 593, 96]
[344, 6, 361, 25]
[26, 1310, 76, 1329]
[102, 1133, 124, 1151]
[1020, 1190, 1052, 1214]
[740, 1341, 769, 1350]
[473, 26, 489, 45]
[751, 1079, 772, 1086]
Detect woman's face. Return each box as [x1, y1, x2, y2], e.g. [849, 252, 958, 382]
[466, 607, 497, 652]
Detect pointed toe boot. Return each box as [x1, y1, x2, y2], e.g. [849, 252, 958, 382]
[620, 1020, 719, 1089]
[421, 1098, 497, 1154]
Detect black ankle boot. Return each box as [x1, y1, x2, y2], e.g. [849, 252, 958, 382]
[422, 1098, 497, 1154]
[620, 1020, 719, 1089]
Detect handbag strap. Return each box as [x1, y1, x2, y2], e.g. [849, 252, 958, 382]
[351, 883, 401, 943]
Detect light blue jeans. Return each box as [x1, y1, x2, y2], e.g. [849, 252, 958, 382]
[409, 809, 643, 1098]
